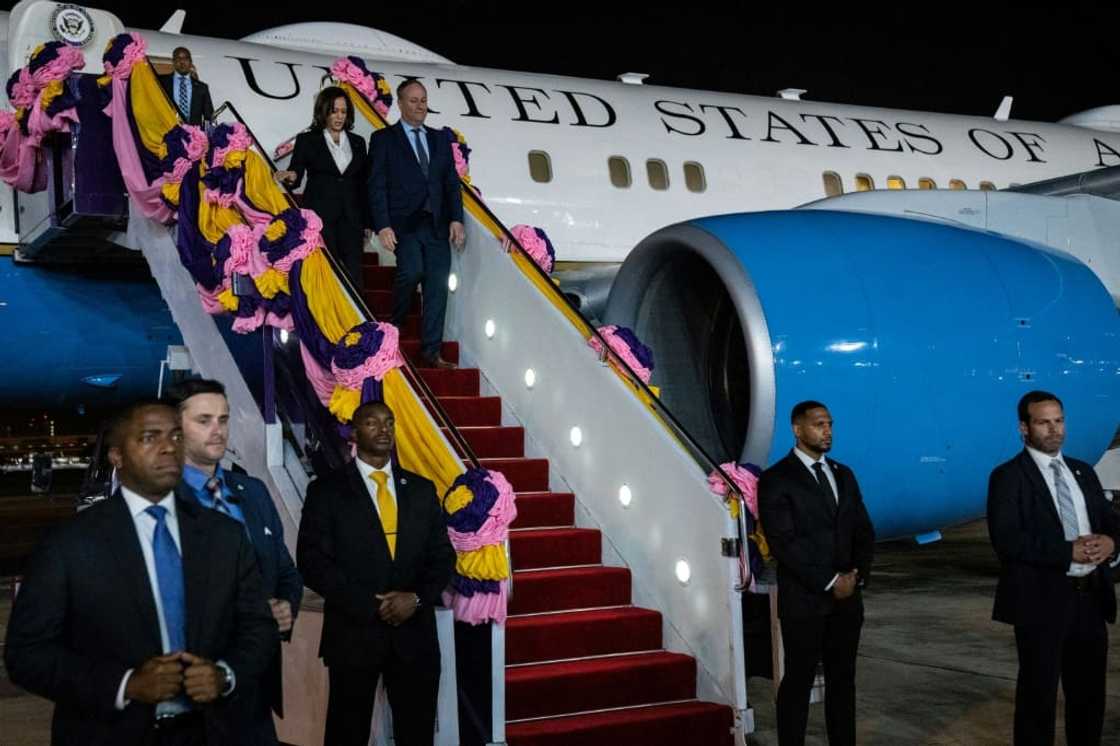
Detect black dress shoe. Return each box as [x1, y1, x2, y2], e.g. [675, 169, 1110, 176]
[419, 354, 457, 370]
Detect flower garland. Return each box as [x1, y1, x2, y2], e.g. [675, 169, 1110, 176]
[707, 461, 769, 589]
[201, 122, 254, 207]
[0, 42, 85, 191]
[158, 124, 208, 208]
[98, 32, 147, 84]
[441, 468, 518, 624]
[508, 224, 555, 275]
[327, 321, 403, 422]
[329, 56, 393, 118]
[441, 126, 472, 183]
[588, 324, 654, 385]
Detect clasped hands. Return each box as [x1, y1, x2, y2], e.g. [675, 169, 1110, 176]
[1072, 534, 1116, 565]
[125, 652, 225, 705]
[832, 569, 860, 600]
[376, 591, 419, 627]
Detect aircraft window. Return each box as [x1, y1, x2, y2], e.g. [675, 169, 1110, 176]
[822, 171, 843, 197]
[609, 156, 632, 188]
[918, 177, 936, 190]
[887, 175, 906, 190]
[949, 179, 966, 190]
[854, 173, 874, 191]
[684, 161, 707, 192]
[528, 151, 552, 183]
[646, 159, 670, 190]
[979, 181, 996, 191]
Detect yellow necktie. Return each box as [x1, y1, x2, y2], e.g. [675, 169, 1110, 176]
[371, 471, 397, 558]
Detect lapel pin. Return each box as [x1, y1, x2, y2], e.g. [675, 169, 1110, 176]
[400, 477, 408, 485]
[264, 526, 273, 536]
[236, 484, 244, 490]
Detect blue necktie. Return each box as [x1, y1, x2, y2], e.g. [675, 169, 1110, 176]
[177, 77, 189, 120]
[1050, 460, 1080, 541]
[412, 127, 429, 178]
[146, 505, 186, 652]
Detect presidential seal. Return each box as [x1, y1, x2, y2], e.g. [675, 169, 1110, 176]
[50, 4, 95, 46]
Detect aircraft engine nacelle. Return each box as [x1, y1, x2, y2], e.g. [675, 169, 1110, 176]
[604, 210, 1120, 539]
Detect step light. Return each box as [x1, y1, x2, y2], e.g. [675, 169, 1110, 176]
[484, 319, 496, 339]
[448, 273, 459, 292]
[618, 484, 632, 508]
[675, 558, 692, 585]
[569, 426, 583, 448]
[524, 368, 536, 389]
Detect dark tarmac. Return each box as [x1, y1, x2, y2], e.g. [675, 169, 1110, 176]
[746, 520, 1120, 745]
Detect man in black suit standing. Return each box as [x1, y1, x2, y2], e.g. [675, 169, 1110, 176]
[369, 79, 465, 370]
[758, 400, 876, 746]
[4, 400, 276, 745]
[987, 390, 1119, 746]
[158, 47, 214, 126]
[170, 379, 304, 745]
[297, 400, 456, 746]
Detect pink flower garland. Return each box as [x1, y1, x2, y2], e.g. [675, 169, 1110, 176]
[210, 123, 253, 169]
[9, 68, 37, 109]
[103, 36, 147, 80]
[223, 223, 269, 278]
[443, 582, 510, 626]
[588, 325, 653, 384]
[446, 470, 517, 551]
[329, 57, 376, 101]
[508, 224, 554, 274]
[269, 208, 322, 272]
[31, 45, 85, 86]
[330, 321, 404, 388]
[706, 462, 760, 520]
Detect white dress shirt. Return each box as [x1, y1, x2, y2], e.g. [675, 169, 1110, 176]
[114, 488, 235, 712]
[1026, 446, 1094, 577]
[323, 129, 352, 174]
[793, 447, 842, 590]
[355, 457, 397, 518]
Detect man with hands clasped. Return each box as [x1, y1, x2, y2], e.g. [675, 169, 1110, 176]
[4, 400, 275, 745]
[758, 400, 876, 746]
[297, 400, 455, 746]
[987, 390, 1120, 746]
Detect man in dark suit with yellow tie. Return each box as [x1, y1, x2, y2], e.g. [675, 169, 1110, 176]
[369, 79, 465, 370]
[987, 390, 1119, 746]
[158, 47, 214, 127]
[296, 400, 456, 746]
[758, 400, 876, 746]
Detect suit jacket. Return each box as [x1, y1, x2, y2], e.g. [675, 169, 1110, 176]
[368, 122, 464, 239]
[288, 129, 369, 228]
[158, 73, 214, 126]
[296, 461, 456, 670]
[987, 449, 1120, 626]
[179, 470, 303, 717]
[758, 451, 876, 619]
[3, 487, 277, 746]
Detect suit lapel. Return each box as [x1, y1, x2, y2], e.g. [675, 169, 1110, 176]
[176, 487, 211, 651]
[785, 451, 837, 518]
[826, 459, 847, 514]
[1068, 459, 1104, 531]
[346, 462, 393, 563]
[227, 473, 263, 543]
[393, 469, 416, 560]
[1018, 450, 1063, 530]
[103, 493, 162, 654]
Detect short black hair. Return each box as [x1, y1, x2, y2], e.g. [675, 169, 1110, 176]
[396, 78, 425, 100]
[352, 400, 394, 423]
[105, 399, 178, 450]
[311, 86, 354, 132]
[172, 46, 191, 59]
[167, 378, 226, 407]
[791, 400, 828, 424]
[1018, 390, 1063, 424]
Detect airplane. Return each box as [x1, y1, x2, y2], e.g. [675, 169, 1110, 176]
[1, 1, 1118, 539]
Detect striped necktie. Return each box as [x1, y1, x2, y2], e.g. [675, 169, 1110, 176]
[412, 127, 429, 178]
[177, 76, 189, 120]
[1050, 459, 1080, 541]
[371, 471, 397, 558]
[204, 476, 242, 524]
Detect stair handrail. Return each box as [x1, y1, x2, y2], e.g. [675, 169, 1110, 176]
[344, 84, 754, 589]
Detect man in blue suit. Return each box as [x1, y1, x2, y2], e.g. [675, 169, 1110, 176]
[169, 379, 303, 745]
[369, 79, 465, 370]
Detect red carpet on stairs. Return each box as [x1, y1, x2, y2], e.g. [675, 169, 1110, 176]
[362, 256, 734, 746]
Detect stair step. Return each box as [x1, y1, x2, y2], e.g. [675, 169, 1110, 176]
[480, 458, 548, 492]
[507, 607, 662, 665]
[509, 566, 631, 615]
[435, 396, 501, 427]
[361, 252, 380, 267]
[510, 528, 601, 570]
[364, 265, 395, 291]
[506, 652, 697, 721]
[361, 288, 420, 317]
[441, 426, 525, 458]
[417, 367, 480, 397]
[401, 340, 459, 365]
[510, 492, 575, 529]
[505, 700, 734, 746]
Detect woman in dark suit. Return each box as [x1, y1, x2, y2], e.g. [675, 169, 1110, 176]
[276, 86, 370, 291]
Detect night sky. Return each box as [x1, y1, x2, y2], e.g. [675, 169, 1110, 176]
[83, 2, 1118, 125]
